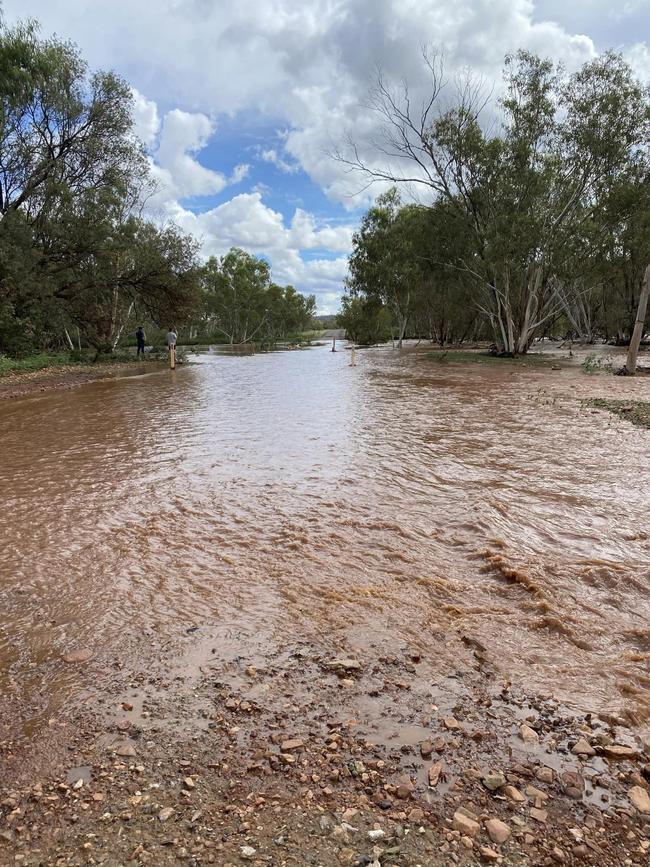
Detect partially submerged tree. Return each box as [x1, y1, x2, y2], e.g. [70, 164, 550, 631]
[201, 248, 315, 346]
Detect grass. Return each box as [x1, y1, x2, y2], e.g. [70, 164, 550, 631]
[583, 398, 650, 429]
[0, 350, 164, 378]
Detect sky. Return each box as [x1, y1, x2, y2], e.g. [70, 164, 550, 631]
[4, 1, 650, 313]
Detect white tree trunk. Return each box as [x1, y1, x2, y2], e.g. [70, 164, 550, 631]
[626, 264, 650, 375]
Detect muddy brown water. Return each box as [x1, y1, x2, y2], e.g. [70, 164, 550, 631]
[1, 345, 649, 740]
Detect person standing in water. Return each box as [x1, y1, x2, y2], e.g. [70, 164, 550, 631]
[166, 327, 178, 369]
[136, 325, 146, 357]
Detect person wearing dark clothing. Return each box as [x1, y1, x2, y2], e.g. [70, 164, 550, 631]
[136, 326, 146, 357]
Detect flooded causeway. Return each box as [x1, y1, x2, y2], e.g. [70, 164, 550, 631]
[2, 344, 649, 737]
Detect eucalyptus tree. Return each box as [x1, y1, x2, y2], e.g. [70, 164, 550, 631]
[340, 50, 650, 354]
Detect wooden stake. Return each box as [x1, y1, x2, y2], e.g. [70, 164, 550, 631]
[170, 345, 176, 370]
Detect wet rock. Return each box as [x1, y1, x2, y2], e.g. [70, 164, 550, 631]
[525, 785, 548, 802]
[504, 785, 526, 803]
[452, 811, 479, 837]
[122, 701, 134, 711]
[281, 739, 304, 752]
[324, 659, 361, 673]
[428, 762, 443, 787]
[601, 744, 638, 760]
[561, 771, 584, 800]
[482, 771, 506, 792]
[420, 741, 434, 758]
[484, 818, 510, 844]
[535, 766, 554, 783]
[571, 738, 595, 757]
[396, 782, 414, 800]
[519, 724, 539, 745]
[628, 785, 650, 814]
[63, 649, 94, 664]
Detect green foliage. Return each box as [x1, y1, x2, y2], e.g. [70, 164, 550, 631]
[200, 248, 316, 346]
[351, 49, 650, 353]
[0, 16, 201, 356]
[337, 293, 392, 345]
[580, 352, 614, 374]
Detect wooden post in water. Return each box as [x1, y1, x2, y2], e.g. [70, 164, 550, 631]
[332, 337, 336, 352]
[350, 348, 357, 366]
[170, 345, 176, 370]
[626, 263, 650, 375]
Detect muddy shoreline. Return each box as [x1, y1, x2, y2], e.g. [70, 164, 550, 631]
[0, 361, 169, 401]
[1, 626, 649, 866]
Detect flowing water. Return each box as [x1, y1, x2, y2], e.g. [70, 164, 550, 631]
[1, 345, 649, 738]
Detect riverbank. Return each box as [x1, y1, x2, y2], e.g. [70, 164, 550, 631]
[0, 358, 168, 401]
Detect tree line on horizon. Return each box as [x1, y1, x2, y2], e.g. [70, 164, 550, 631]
[338, 50, 650, 357]
[0, 14, 315, 359]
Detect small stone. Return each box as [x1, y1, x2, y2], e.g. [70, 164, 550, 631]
[504, 785, 526, 803]
[525, 785, 548, 802]
[628, 785, 650, 814]
[420, 741, 434, 758]
[480, 847, 499, 862]
[367, 829, 385, 841]
[408, 808, 424, 823]
[551, 846, 566, 863]
[183, 777, 195, 790]
[482, 771, 506, 791]
[444, 717, 462, 731]
[535, 766, 554, 783]
[519, 724, 539, 745]
[281, 739, 304, 752]
[63, 649, 94, 663]
[122, 701, 134, 712]
[572, 738, 595, 757]
[428, 761, 443, 787]
[452, 811, 480, 837]
[602, 744, 638, 760]
[116, 744, 137, 757]
[240, 846, 256, 859]
[324, 658, 361, 672]
[396, 783, 413, 800]
[460, 835, 474, 849]
[529, 808, 547, 823]
[561, 771, 584, 800]
[485, 818, 510, 844]
[158, 807, 174, 821]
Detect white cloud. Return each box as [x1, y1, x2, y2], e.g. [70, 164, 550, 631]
[161, 191, 353, 309]
[7, 0, 650, 308]
[131, 88, 160, 147]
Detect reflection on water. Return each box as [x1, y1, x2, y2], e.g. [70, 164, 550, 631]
[1, 345, 649, 733]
